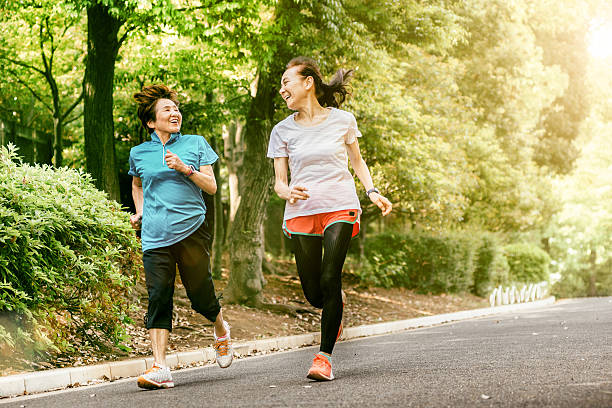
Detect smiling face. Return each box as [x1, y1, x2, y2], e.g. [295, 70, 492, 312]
[147, 98, 182, 135]
[279, 66, 312, 110]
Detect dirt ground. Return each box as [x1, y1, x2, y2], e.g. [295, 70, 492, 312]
[1, 259, 488, 376]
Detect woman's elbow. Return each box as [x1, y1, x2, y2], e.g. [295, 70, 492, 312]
[208, 181, 217, 195]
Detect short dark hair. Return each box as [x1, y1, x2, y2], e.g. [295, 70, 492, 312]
[133, 84, 180, 134]
[286, 56, 354, 108]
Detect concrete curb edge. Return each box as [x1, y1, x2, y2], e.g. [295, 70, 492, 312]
[0, 296, 555, 398]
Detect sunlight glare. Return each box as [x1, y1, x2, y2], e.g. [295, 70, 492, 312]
[588, 21, 612, 59]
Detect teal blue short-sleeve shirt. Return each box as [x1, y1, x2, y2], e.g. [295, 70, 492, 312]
[128, 132, 219, 251]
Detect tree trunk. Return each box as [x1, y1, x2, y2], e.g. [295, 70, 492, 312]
[223, 120, 244, 223]
[52, 116, 62, 167]
[83, 4, 122, 201]
[224, 70, 277, 305]
[210, 137, 225, 279]
[358, 213, 368, 263]
[588, 249, 597, 297]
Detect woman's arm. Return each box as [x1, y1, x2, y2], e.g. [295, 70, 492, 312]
[164, 149, 217, 194]
[273, 157, 309, 204]
[192, 164, 217, 194]
[130, 176, 144, 229]
[346, 138, 392, 216]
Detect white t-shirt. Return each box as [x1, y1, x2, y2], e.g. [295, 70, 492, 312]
[267, 107, 362, 221]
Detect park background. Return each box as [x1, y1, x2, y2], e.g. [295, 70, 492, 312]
[1, 0, 612, 373]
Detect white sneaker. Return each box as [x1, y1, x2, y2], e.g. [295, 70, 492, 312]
[214, 321, 234, 368]
[137, 363, 174, 389]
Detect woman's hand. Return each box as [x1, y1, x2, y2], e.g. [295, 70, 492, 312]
[165, 149, 188, 174]
[288, 186, 310, 204]
[130, 213, 142, 230]
[369, 192, 392, 216]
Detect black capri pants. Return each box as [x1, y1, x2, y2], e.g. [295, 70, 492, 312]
[142, 221, 220, 331]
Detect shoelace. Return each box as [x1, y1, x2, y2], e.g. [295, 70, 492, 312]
[313, 355, 330, 368]
[214, 338, 230, 356]
[145, 365, 161, 374]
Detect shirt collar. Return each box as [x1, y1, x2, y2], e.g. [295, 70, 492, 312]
[150, 131, 181, 144]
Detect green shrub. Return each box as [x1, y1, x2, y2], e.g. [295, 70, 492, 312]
[504, 243, 550, 283]
[552, 258, 612, 298]
[360, 230, 477, 294]
[551, 271, 588, 298]
[0, 145, 140, 357]
[471, 233, 509, 296]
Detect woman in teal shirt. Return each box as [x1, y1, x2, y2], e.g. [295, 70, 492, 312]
[129, 84, 233, 390]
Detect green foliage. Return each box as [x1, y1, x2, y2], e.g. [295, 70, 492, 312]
[552, 258, 612, 298]
[546, 117, 612, 298]
[358, 230, 550, 295]
[0, 1, 85, 141]
[529, 0, 595, 174]
[0, 145, 139, 356]
[504, 243, 550, 283]
[472, 233, 509, 296]
[360, 230, 477, 294]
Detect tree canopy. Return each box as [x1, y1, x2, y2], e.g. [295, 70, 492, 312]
[1, 0, 612, 302]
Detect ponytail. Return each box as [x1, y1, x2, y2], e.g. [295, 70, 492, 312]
[286, 57, 354, 108]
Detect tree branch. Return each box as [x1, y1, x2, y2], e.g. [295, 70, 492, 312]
[61, 90, 84, 122]
[7, 70, 53, 113]
[0, 55, 45, 76]
[39, 22, 51, 75]
[175, 1, 226, 12]
[46, 17, 58, 69]
[63, 113, 83, 125]
[118, 23, 137, 47]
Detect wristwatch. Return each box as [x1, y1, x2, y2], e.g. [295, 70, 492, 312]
[185, 165, 197, 177]
[366, 187, 380, 197]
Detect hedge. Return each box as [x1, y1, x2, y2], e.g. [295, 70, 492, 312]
[503, 243, 550, 283]
[471, 233, 509, 296]
[359, 230, 477, 294]
[359, 230, 548, 295]
[0, 145, 140, 357]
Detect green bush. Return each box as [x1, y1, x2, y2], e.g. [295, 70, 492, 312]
[552, 259, 612, 298]
[471, 233, 509, 296]
[360, 230, 477, 294]
[504, 243, 550, 283]
[0, 145, 140, 357]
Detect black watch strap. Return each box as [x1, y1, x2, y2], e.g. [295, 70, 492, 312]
[366, 187, 380, 197]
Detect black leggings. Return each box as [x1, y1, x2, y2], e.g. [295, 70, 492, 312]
[292, 222, 353, 354]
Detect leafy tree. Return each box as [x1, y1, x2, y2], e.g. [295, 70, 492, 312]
[529, 0, 596, 174]
[221, 0, 469, 304]
[0, 1, 85, 166]
[548, 115, 612, 296]
[451, 0, 566, 232]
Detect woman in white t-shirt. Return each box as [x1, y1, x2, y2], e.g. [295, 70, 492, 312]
[267, 56, 392, 381]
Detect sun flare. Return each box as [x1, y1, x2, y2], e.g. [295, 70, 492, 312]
[588, 21, 612, 59]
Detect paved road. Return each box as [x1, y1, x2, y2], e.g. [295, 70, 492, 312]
[3, 297, 612, 407]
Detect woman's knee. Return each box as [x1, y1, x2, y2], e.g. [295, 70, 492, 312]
[304, 291, 324, 308]
[319, 273, 342, 303]
[190, 295, 221, 322]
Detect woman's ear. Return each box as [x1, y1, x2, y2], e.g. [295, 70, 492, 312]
[304, 76, 314, 90]
[147, 119, 155, 130]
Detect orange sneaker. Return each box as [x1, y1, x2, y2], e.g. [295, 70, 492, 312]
[307, 352, 334, 381]
[213, 321, 234, 368]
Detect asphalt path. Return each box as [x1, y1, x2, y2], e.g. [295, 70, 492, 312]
[3, 297, 612, 407]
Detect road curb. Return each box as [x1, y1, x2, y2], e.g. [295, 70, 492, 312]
[0, 297, 555, 398]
